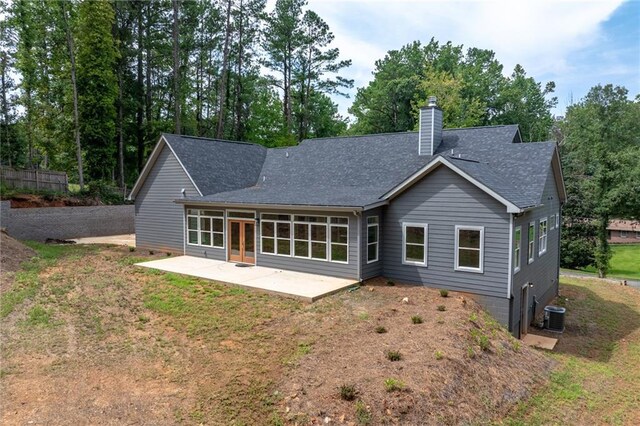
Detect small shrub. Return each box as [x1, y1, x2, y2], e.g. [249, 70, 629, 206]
[384, 378, 405, 392]
[149, 250, 155, 255]
[386, 350, 402, 361]
[511, 339, 522, 352]
[439, 289, 449, 297]
[467, 346, 476, 359]
[26, 305, 51, 326]
[166, 252, 172, 257]
[375, 326, 387, 334]
[437, 305, 446, 312]
[411, 315, 423, 324]
[435, 350, 444, 360]
[128, 246, 135, 252]
[358, 312, 370, 320]
[386, 280, 395, 286]
[478, 334, 490, 351]
[469, 312, 478, 322]
[138, 315, 150, 323]
[339, 384, 357, 401]
[355, 400, 372, 424]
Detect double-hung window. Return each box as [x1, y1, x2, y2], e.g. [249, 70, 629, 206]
[294, 216, 328, 260]
[527, 222, 535, 264]
[367, 216, 379, 263]
[555, 214, 560, 229]
[261, 214, 291, 256]
[187, 209, 224, 248]
[402, 223, 428, 266]
[538, 218, 548, 255]
[514, 226, 522, 273]
[455, 226, 484, 273]
[550, 214, 555, 230]
[329, 218, 348, 263]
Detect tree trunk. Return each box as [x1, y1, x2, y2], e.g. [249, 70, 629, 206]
[233, 0, 244, 141]
[62, 3, 84, 189]
[216, 0, 233, 139]
[117, 70, 124, 188]
[172, 0, 181, 134]
[0, 52, 10, 167]
[136, 2, 144, 172]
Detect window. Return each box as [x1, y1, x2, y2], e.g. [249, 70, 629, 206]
[555, 214, 560, 229]
[260, 214, 291, 256]
[636, 231, 640, 239]
[455, 226, 484, 272]
[402, 223, 428, 266]
[620, 230, 628, 238]
[514, 226, 522, 273]
[330, 217, 349, 263]
[539, 218, 548, 255]
[228, 210, 255, 219]
[367, 216, 379, 263]
[550, 215, 555, 230]
[186, 209, 224, 248]
[527, 222, 535, 264]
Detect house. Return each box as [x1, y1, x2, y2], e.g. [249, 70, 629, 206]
[607, 219, 640, 243]
[129, 98, 566, 338]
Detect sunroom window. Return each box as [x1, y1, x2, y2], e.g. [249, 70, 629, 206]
[186, 209, 224, 248]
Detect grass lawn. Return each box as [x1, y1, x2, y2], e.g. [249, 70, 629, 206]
[503, 277, 640, 425]
[580, 244, 640, 280]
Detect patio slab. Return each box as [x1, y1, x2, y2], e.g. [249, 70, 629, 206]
[72, 234, 136, 247]
[136, 256, 357, 302]
[522, 333, 558, 350]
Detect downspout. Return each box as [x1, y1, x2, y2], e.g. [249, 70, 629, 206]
[182, 206, 186, 255]
[507, 213, 513, 298]
[355, 210, 362, 282]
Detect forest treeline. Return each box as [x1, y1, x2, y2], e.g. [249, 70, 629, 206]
[2, 0, 561, 188]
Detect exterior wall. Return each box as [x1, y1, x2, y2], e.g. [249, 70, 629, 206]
[382, 165, 511, 304]
[608, 229, 640, 244]
[183, 207, 360, 279]
[1, 200, 134, 241]
[134, 144, 199, 253]
[361, 207, 383, 280]
[511, 164, 561, 334]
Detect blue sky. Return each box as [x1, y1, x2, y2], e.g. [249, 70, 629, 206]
[278, 0, 640, 118]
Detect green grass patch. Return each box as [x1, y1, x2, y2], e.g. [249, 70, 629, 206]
[579, 243, 640, 280]
[25, 305, 53, 326]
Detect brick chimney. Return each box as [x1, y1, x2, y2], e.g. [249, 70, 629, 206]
[418, 96, 443, 156]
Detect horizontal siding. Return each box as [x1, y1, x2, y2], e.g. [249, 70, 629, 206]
[134, 144, 199, 253]
[383, 166, 511, 300]
[511, 164, 561, 330]
[362, 208, 383, 280]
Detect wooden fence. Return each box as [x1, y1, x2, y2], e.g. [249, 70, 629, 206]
[0, 167, 69, 192]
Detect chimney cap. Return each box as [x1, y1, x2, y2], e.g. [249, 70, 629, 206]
[421, 96, 440, 109]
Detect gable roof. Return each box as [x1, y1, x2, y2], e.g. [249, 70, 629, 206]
[131, 125, 565, 212]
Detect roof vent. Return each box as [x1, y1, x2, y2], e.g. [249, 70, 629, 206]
[419, 95, 443, 156]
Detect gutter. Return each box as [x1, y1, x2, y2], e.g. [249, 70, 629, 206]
[174, 199, 365, 213]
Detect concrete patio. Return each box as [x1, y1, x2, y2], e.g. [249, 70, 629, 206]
[136, 256, 357, 302]
[72, 234, 136, 247]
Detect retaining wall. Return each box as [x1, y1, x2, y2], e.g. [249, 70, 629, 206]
[0, 201, 134, 241]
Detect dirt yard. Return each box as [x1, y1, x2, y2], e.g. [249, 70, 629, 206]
[1, 242, 553, 425]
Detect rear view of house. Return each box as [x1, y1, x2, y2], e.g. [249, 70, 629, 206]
[129, 99, 566, 337]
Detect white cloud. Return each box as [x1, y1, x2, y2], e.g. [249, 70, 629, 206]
[299, 0, 625, 115]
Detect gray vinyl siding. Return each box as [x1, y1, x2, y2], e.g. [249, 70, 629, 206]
[383, 166, 511, 300]
[511, 164, 561, 333]
[362, 207, 383, 280]
[134, 145, 198, 253]
[255, 209, 359, 279]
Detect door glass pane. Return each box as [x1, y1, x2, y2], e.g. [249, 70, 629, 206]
[311, 242, 327, 259]
[230, 222, 240, 256]
[244, 223, 255, 257]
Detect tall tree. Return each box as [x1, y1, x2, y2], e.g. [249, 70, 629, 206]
[561, 85, 640, 277]
[76, 0, 117, 181]
[171, 0, 181, 134]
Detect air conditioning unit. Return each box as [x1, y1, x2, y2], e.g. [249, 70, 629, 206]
[544, 305, 566, 333]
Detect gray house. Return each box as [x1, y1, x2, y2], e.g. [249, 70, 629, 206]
[129, 99, 566, 337]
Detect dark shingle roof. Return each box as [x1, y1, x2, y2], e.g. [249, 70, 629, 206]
[166, 124, 558, 210]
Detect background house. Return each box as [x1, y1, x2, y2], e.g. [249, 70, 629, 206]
[608, 219, 640, 243]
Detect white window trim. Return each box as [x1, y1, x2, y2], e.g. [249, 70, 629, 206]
[527, 222, 535, 264]
[454, 225, 484, 273]
[538, 218, 548, 256]
[402, 222, 428, 267]
[367, 216, 379, 264]
[259, 214, 292, 258]
[514, 225, 522, 274]
[329, 220, 349, 264]
[186, 209, 225, 249]
[555, 213, 560, 229]
[550, 214, 555, 230]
